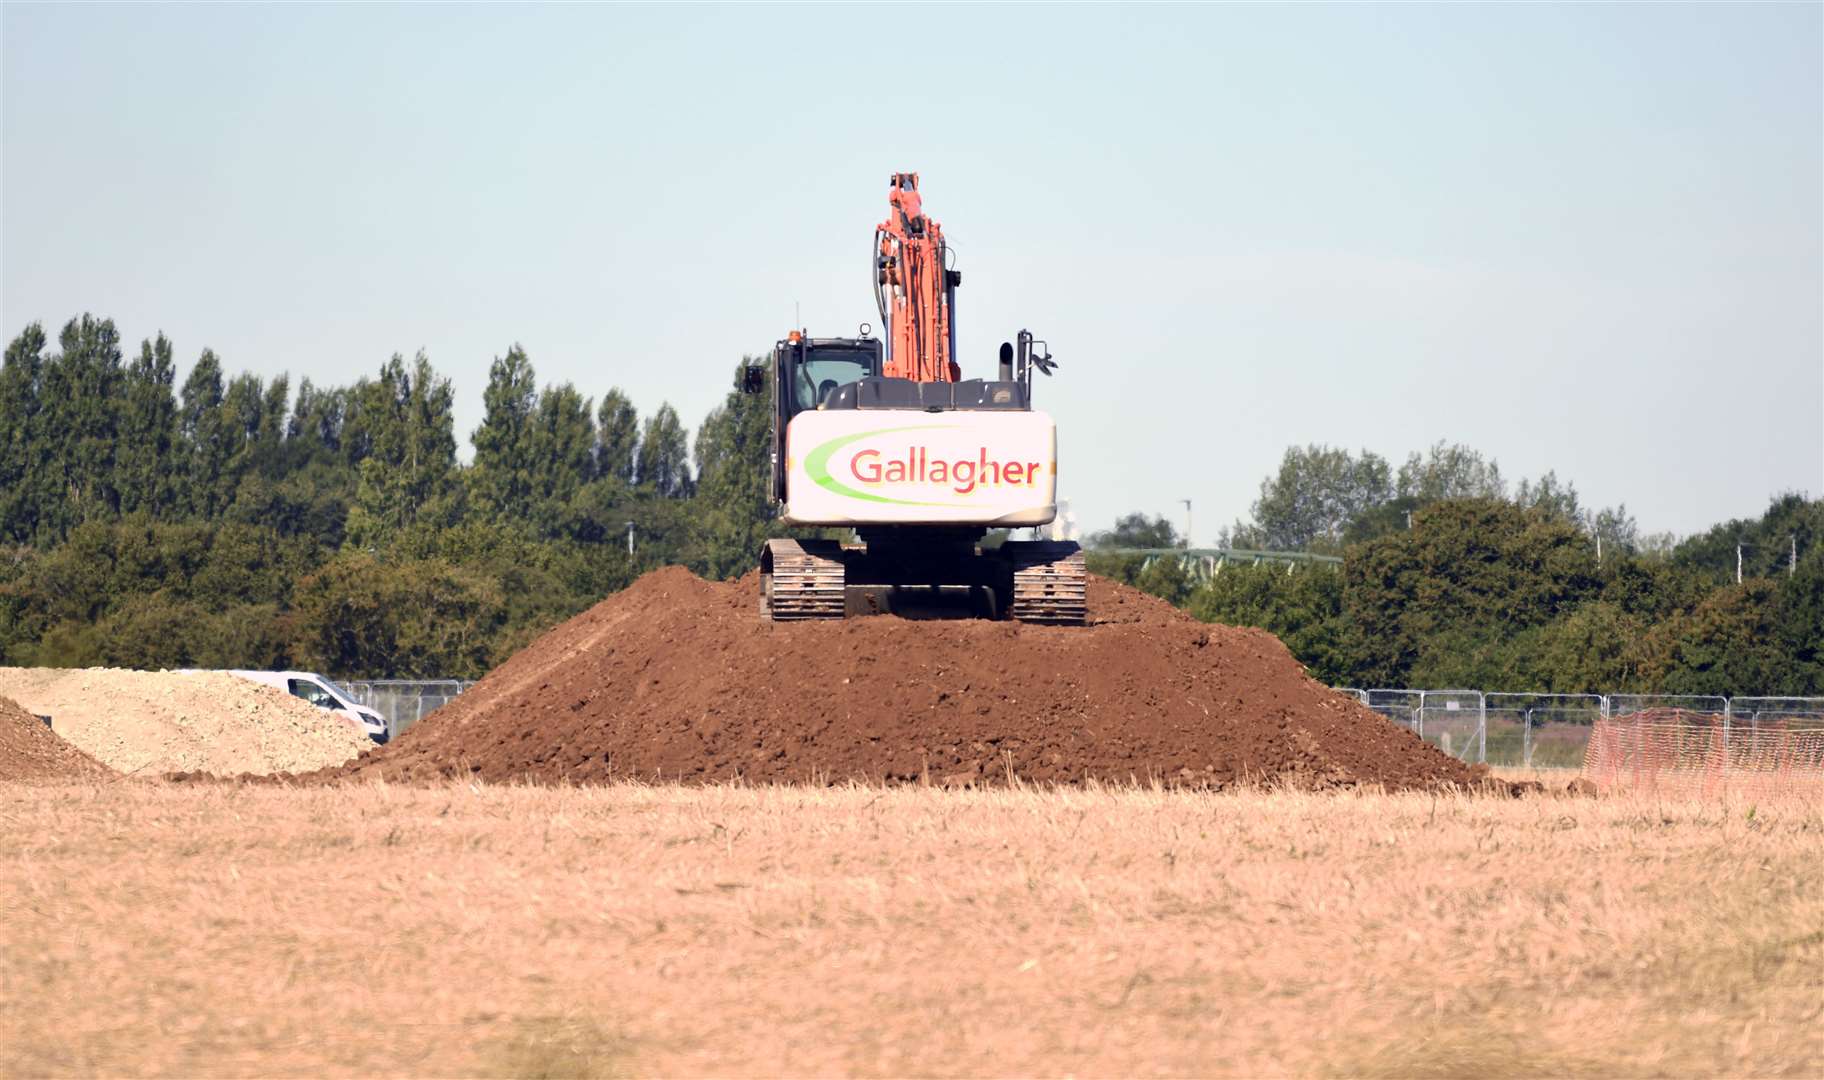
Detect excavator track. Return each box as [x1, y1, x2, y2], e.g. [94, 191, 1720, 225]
[760, 538, 846, 620]
[760, 537, 1087, 625]
[1003, 541, 1087, 625]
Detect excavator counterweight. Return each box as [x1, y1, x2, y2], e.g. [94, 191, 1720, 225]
[745, 175, 1085, 625]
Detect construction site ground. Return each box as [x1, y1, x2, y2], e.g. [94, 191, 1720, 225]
[2, 567, 1818, 1076]
[2, 781, 1818, 1078]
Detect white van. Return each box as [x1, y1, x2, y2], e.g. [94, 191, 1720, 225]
[213, 671, 390, 744]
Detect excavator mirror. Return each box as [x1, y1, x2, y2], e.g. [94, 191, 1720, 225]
[741, 364, 766, 394]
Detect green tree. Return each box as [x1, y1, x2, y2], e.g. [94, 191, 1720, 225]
[1344, 498, 1599, 687]
[529, 382, 597, 532]
[1635, 581, 1799, 695]
[596, 388, 639, 485]
[344, 352, 460, 548]
[1085, 512, 1182, 586]
[468, 345, 539, 523]
[1774, 545, 1824, 693]
[1524, 601, 1645, 693]
[191, 603, 291, 669]
[179, 348, 229, 519]
[1513, 471, 1581, 523]
[1598, 554, 1711, 622]
[1244, 444, 1392, 552]
[94, 592, 201, 670]
[1134, 555, 1193, 606]
[217, 371, 293, 512]
[116, 333, 181, 519]
[637, 402, 692, 498]
[287, 377, 346, 456]
[253, 373, 291, 470]
[689, 361, 778, 580]
[288, 552, 509, 678]
[1397, 441, 1505, 502]
[0, 324, 48, 542]
[38, 315, 126, 537]
[1585, 504, 1640, 556]
[1673, 493, 1822, 584]
[1089, 512, 1180, 550]
[1340, 495, 1422, 546]
[272, 378, 358, 546]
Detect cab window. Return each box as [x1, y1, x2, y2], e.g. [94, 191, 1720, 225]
[287, 678, 336, 709]
[791, 349, 874, 413]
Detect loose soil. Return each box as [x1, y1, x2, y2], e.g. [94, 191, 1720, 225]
[336, 567, 1486, 790]
[0, 695, 113, 782]
[0, 668, 372, 777]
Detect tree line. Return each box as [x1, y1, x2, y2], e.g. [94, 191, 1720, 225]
[4, 314, 1818, 693]
[0, 315, 778, 676]
[1089, 444, 1822, 696]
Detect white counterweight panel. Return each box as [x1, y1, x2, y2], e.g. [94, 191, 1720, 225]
[782, 408, 1058, 527]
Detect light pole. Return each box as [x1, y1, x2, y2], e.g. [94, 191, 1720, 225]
[1180, 499, 1192, 549]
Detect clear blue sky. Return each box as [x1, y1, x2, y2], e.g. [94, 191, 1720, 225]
[5, 3, 1819, 542]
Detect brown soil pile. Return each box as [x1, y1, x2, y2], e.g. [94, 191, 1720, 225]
[336, 567, 1485, 791]
[0, 668, 373, 777]
[0, 695, 114, 782]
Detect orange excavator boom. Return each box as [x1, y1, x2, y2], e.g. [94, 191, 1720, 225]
[875, 172, 962, 383]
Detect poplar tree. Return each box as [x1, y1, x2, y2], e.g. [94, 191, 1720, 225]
[220, 372, 267, 507]
[257, 375, 290, 461]
[39, 315, 126, 536]
[117, 333, 180, 518]
[690, 360, 779, 578]
[0, 324, 48, 542]
[529, 381, 596, 529]
[345, 351, 458, 546]
[288, 378, 346, 456]
[179, 349, 228, 520]
[468, 345, 538, 523]
[637, 403, 691, 498]
[595, 388, 639, 486]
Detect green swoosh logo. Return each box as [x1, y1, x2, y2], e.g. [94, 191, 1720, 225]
[804, 425, 961, 507]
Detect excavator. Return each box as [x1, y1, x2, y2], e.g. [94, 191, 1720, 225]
[742, 173, 1085, 624]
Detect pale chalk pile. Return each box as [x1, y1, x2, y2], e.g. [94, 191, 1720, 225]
[0, 668, 373, 776]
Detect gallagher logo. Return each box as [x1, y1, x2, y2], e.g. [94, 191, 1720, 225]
[803, 425, 1044, 507]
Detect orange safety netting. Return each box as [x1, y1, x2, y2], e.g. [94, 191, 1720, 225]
[1583, 708, 1824, 798]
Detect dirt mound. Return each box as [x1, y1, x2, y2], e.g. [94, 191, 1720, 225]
[335, 567, 1484, 791]
[0, 668, 373, 777]
[0, 695, 114, 782]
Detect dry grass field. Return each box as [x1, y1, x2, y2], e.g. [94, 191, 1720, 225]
[2, 780, 1820, 1078]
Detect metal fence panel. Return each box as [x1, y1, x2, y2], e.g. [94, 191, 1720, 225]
[1365, 690, 1422, 734]
[1606, 695, 1728, 719]
[1729, 697, 1824, 725]
[343, 679, 476, 739]
[1417, 690, 1485, 764]
[1484, 693, 1605, 769]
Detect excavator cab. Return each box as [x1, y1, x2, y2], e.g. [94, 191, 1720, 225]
[748, 334, 885, 503]
[783, 337, 880, 415]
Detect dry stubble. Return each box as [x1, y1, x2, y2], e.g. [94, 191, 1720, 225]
[1, 780, 1819, 1077]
